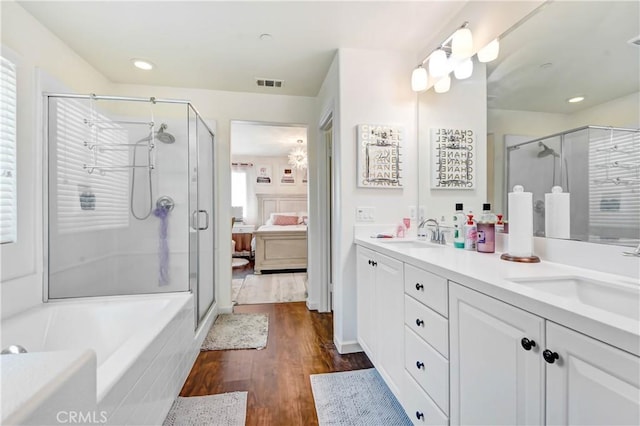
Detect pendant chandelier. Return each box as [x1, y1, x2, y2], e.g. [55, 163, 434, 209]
[288, 139, 307, 170]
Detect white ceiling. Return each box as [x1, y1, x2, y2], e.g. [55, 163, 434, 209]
[18, 1, 466, 97]
[231, 122, 307, 156]
[487, 1, 640, 114]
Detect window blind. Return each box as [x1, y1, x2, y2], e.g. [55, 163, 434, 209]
[0, 55, 17, 244]
[54, 98, 130, 233]
[588, 128, 640, 239]
[231, 170, 247, 219]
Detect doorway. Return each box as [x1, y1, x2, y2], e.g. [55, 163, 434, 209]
[319, 112, 334, 312]
[230, 120, 310, 305]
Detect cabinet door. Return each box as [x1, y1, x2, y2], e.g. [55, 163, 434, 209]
[376, 252, 404, 398]
[449, 283, 544, 425]
[546, 322, 640, 426]
[356, 246, 377, 360]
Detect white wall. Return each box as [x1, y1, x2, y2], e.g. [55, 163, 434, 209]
[0, 1, 112, 318]
[333, 48, 418, 352]
[232, 155, 308, 226]
[418, 60, 488, 222]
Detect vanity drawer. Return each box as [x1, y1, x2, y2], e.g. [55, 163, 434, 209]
[404, 264, 448, 318]
[403, 371, 449, 425]
[405, 326, 449, 415]
[405, 295, 449, 358]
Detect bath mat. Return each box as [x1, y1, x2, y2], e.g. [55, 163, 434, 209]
[236, 272, 307, 305]
[163, 392, 247, 426]
[310, 368, 411, 425]
[201, 313, 268, 350]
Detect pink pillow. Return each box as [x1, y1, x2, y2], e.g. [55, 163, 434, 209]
[272, 215, 299, 226]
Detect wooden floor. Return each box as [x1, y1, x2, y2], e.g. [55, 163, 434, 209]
[180, 302, 373, 425]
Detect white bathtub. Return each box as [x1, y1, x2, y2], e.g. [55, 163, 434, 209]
[1, 292, 197, 425]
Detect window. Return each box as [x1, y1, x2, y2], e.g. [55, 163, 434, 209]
[52, 98, 129, 233]
[0, 55, 17, 244]
[231, 170, 247, 220]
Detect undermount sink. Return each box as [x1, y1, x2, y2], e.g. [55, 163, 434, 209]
[378, 240, 443, 249]
[509, 276, 640, 321]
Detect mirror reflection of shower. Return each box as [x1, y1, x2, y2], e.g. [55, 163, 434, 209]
[538, 141, 569, 192]
[130, 123, 176, 220]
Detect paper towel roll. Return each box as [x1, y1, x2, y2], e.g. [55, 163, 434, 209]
[545, 186, 570, 239]
[508, 185, 533, 257]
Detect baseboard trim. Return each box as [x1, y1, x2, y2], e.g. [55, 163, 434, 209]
[217, 304, 234, 314]
[333, 337, 363, 355]
[306, 299, 319, 311]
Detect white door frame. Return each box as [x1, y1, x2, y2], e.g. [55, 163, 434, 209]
[317, 109, 334, 312]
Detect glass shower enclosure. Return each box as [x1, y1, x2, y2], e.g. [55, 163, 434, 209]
[44, 94, 215, 326]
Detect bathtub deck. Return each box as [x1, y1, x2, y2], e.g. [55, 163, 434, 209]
[180, 302, 373, 425]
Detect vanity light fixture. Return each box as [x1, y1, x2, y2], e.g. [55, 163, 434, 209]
[411, 65, 428, 92]
[434, 74, 452, 93]
[454, 58, 474, 80]
[452, 25, 473, 58]
[411, 21, 475, 92]
[567, 96, 585, 103]
[477, 39, 500, 63]
[132, 59, 154, 70]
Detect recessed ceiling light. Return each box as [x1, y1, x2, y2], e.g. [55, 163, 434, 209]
[567, 96, 585, 103]
[132, 59, 154, 70]
[259, 33, 273, 41]
[540, 62, 553, 69]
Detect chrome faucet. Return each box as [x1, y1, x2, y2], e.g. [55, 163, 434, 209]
[418, 218, 445, 244]
[622, 242, 640, 257]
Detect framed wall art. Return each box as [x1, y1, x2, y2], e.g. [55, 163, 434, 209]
[357, 124, 403, 188]
[256, 164, 272, 185]
[430, 127, 475, 189]
[279, 165, 296, 185]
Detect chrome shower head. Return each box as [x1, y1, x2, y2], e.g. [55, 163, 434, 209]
[135, 123, 175, 144]
[156, 123, 175, 144]
[537, 142, 559, 158]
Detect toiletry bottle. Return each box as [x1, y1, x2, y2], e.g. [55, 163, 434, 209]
[453, 203, 465, 248]
[463, 213, 477, 251]
[396, 221, 406, 238]
[477, 203, 496, 253]
[495, 214, 505, 233]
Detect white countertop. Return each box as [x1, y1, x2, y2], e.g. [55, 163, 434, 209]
[355, 236, 640, 356]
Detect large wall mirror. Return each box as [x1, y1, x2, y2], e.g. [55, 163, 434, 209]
[418, 1, 640, 247]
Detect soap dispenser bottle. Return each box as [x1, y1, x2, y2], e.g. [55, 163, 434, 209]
[453, 203, 465, 249]
[477, 203, 496, 253]
[464, 213, 477, 251]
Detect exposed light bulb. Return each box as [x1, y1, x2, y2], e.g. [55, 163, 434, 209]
[452, 27, 473, 58]
[454, 58, 473, 80]
[429, 49, 448, 78]
[477, 39, 500, 63]
[411, 66, 428, 92]
[434, 75, 451, 94]
[567, 96, 585, 103]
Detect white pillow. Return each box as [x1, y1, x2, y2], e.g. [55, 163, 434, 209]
[298, 212, 308, 224]
[265, 212, 297, 225]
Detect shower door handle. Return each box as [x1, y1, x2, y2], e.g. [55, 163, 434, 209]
[191, 210, 209, 230]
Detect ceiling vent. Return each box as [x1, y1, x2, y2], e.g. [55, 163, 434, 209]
[256, 78, 284, 88]
[628, 35, 640, 47]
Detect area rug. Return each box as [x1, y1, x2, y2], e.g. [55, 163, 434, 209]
[310, 368, 411, 426]
[201, 313, 268, 350]
[231, 278, 244, 304]
[163, 392, 247, 426]
[236, 272, 307, 305]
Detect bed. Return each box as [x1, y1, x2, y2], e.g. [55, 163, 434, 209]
[253, 194, 308, 274]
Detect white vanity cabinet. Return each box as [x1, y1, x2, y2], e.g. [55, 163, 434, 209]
[403, 263, 449, 425]
[545, 321, 640, 426]
[449, 281, 640, 426]
[449, 282, 545, 425]
[355, 245, 404, 398]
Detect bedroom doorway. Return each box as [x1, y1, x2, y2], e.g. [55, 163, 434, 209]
[319, 113, 334, 312]
[230, 121, 309, 306]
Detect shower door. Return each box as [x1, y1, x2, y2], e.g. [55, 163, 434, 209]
[189, 107, 215, 326]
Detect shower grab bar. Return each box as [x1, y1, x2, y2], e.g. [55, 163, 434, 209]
[83, 164, 155, 174]
[83, 119, 155, 127]
[84, 141, 155, 150]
